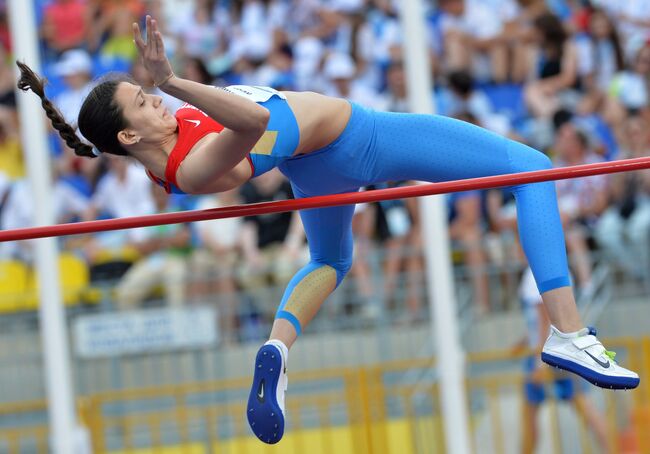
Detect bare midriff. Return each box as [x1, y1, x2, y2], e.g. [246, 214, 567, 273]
[282, 91, 352, 156]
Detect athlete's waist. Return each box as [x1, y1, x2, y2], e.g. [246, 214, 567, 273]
[299, 101, 370, 156]
[247, 95, 300, 177]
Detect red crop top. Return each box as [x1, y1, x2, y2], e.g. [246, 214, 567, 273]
[145, 103, 254, 194]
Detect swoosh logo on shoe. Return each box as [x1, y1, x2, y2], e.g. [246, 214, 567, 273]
[585, 351, 610, 369]
[257, 379, 265, 403]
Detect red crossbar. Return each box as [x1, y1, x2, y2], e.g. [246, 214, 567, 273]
[1, 156, 649, 242]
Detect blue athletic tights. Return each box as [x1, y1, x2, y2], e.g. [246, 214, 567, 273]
[276, 103, 570, 335]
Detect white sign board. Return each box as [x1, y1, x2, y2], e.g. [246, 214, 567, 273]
[73, 307, 218, 358]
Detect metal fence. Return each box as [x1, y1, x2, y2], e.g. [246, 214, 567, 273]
[2, 337, 648, 454]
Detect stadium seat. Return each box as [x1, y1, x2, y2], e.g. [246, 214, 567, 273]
[24, 253, 102, 310]
[58, 252, 90, 305]
[0, 260, 30, 313]
[481, 83, 527, 124]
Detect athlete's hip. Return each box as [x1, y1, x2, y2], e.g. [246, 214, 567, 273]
[285, 93, 353, 155]
[278, 101, 380, 195]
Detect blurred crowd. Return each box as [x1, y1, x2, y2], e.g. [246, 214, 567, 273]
[0, 0, 648, 341]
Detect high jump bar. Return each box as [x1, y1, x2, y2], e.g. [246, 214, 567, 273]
[1, 156, 649, 242]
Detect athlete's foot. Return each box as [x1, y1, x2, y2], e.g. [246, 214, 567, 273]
[247, 342, 288, 444]
[541, 326, 640, 390]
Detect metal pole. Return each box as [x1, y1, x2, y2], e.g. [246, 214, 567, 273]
[399, 1, 472, 453]
[7, 1, 78, 453]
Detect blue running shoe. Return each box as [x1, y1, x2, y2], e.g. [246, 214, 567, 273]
[247, 344, 288, 444]
[542, 326, 639, 390]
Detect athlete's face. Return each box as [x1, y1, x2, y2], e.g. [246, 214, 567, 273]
[113, 82, 177, 148]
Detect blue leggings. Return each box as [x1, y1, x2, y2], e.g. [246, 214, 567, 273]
[277, 102, 569, 335]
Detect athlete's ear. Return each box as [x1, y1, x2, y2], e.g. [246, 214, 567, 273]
[117, 129, 141, 146]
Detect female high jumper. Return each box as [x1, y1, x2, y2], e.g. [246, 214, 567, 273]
[16, 15, 638, 445]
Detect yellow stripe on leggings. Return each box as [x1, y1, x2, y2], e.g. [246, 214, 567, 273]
[282, 265, 337, 327]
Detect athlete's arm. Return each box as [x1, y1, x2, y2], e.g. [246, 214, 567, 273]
[134, 15, 267, 193]
[134, 16, 269, 133]
[178, 155, 252, 194]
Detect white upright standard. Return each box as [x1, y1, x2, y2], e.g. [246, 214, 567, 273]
[399, 1, 472, 453]
[7, 1, 79, 453]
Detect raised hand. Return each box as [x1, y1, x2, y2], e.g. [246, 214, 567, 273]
[132, 15, 175, 88]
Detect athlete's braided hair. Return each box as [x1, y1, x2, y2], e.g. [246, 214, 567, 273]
[16, 61, 96, 158]
[16, 61, 131, 158]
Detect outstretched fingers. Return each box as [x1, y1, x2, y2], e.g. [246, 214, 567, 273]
[151, 18, 163, 55]
[155, 30, 166, 56]
[132, 22, 146, 53]
[145, 15, 154, 51]
[133, 16, 166, 58]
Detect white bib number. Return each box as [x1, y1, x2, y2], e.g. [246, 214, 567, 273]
[221, 85, 286, 103]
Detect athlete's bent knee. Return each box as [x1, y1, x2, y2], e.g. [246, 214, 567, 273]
[509, 142, 553, 174]
[328, 259, 352, 287]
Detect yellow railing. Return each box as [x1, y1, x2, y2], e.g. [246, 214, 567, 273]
[0, 400, 49, 453]
[2, 337, 649, 454]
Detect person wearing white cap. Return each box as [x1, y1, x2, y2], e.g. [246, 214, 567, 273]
[322, 52, 387, 110]
[292, 36, 325, 91]
[53, 49, 95, 125]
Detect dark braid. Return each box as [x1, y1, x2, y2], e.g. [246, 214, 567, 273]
[16, 61, 96, 158]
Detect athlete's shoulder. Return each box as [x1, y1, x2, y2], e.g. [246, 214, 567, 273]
[176, 102, 210, 118]
[175, 103, 224, 132]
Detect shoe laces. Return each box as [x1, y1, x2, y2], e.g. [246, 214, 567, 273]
[584, 327, 617, 363]
[604, 350, 617, 362]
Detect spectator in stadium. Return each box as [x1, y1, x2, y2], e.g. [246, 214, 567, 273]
[355, 0, 402, 93]
[509, 0, 550, 83]
[40, 0, 90, 58]
[448, 186, 491, 313]
[81, 154, 155, 266]
[348, 197, 378, 318]
[465, 0, 525, 83]
[321, 51, 387, 109]
[115, 181, 192, 309]
[574, 7, 626, 116]
[0, 173, 89, 263]
[0, 4, 10, 54]
[228, 0, 277, 73]
[604, 41, 650, 133]
[517, 266, 612, 454]
[366, 182, 418, 319]
[88, 0, 145, 62]
[437, 70, 512, 135]
[553, 121, 609, 295]
[167, 0, 225, 60]
[437, 0, 510, 83]
[52, 49, 95, 125]
[402, 192, 426, 321]
[180, 56, 214, 86]
[0, 46, 16, 108]
[595, 113, 650, 283]
[292, 35, 325, 91]
[591, 0, 650, 53]
[190, 187, 244, 344]
[248, 43, 295, 89]
[383, 59, 409, 113]
[237, 169, 307, 297]
[524, 12, 580, 119]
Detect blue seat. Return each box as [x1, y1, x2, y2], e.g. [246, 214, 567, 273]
[481, 83, 528, 124]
